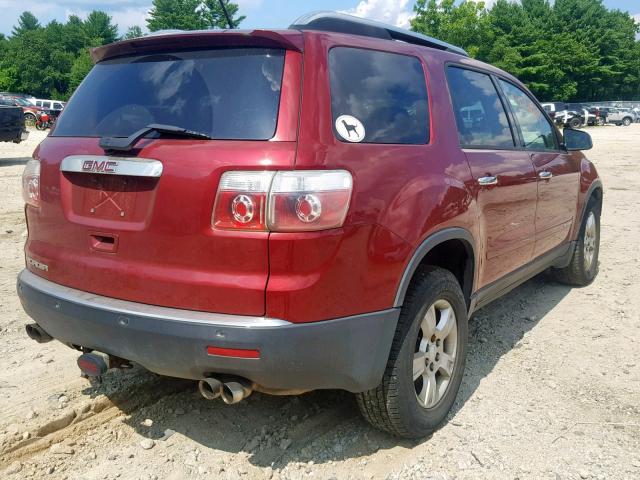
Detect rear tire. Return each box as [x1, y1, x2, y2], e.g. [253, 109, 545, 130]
[622, 117, 632, 127]
[356, 267, 468, 438]
[24, 113, 36, 127]
[568, 118, 582, 129]
[552, 200, 600, 286]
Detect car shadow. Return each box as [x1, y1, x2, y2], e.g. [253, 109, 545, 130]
[86, 273, 572, 470]
[0, 157, 30, 167]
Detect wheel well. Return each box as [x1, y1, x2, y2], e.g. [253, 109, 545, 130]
[588, 186, 603, 215]
[410, 239, 474, 308]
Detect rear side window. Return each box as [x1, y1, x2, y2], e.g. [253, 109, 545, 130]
[499, 80, 558, 151]
[329, 47, 429, 144]
[446, 67, 514, 148]
[54, 48, 285, 140]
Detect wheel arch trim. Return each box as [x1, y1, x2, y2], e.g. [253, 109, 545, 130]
[393, 227, 476, 308]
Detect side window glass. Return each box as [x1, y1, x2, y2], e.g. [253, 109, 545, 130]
[446, 67, 514, 148]
[329, 47, 429, 144]
[499, 80, 558, 151]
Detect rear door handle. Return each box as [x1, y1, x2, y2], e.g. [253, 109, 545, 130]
[539, 171, 553, 180]
[478, 176, 498, 186]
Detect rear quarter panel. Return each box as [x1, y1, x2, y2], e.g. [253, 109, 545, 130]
[266, 33, 478, 322]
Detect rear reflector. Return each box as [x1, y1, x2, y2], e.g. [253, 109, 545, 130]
[77, 353, 109, 377]
[206, 346, 261, 359]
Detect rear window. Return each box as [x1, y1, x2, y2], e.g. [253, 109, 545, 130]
[54, 48, 286, 140]
[329, 47, 429, 144]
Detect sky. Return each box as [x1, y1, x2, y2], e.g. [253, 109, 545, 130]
[0, 0, 638, 36]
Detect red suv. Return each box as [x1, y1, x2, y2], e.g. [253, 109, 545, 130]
[18, 12, 602, 438]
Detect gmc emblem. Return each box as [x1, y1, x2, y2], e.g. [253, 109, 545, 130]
[82, 160, 118, 174]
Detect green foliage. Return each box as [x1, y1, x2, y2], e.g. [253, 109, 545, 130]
[124, 26, 144, 40]
[83, 11, 119, 46]
[12, 11, 40, 37]
[202, 0, 246, 29]
[147, 0, 244, 31]
[412, 0, 640, 101]
[0, 10, 120, 100]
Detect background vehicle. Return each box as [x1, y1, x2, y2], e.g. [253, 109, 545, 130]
[0, 95, 43, 126]
[0, 105, 28, 143]
[33, 99, 65, 119]
[606, 108, 635, 126]
[0, 91, 36, 104]
[17, 12, 602, 439]
[35, 112, 54, 130]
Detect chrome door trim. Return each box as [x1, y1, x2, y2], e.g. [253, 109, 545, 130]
[61, 155, 163, 177]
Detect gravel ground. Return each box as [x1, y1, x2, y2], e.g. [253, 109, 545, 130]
[0, 126, 639, 480]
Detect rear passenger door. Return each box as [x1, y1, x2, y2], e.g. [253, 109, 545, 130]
[497, 80, 580, 257]
[447, 66, 537, 288]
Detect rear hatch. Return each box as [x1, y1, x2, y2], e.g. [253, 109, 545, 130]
[25, 31, 303, 315]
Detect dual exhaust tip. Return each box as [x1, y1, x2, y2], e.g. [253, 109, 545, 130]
[198, 377, 253, 405]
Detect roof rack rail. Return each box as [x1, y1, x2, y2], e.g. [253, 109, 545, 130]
[290, 11, 468, 57]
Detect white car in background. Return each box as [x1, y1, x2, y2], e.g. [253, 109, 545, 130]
[33, 99, 66, 117]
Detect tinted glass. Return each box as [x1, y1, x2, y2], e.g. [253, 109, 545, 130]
[499, 80, 557, 151]
[329, 47, 429, 144]
[53, 103, 63, 109]
[446, 67, 514, 148]
[54, 48, 285, 140]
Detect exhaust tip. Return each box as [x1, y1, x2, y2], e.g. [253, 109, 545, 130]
[221, 381, 252, 405]
[25, 323, 53, 343]
[198, 378, 222, 400]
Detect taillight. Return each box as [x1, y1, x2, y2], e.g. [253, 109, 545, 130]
[212, 170, 353, 232]
[268, 171, 353, 231]
[212, 171, 273, 230]
[22, 159, 41, 208]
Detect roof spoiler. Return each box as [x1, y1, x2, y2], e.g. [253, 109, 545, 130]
[90, 30, 304, 63]
[290, 11, 468, 57]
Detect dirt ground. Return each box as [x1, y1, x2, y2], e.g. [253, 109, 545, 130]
[0, 125, 638, 480]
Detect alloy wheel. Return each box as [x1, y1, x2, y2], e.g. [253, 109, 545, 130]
[583, 211, 597, 271]
[413, 299, 457, 409]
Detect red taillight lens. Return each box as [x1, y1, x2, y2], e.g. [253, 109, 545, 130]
[212, 170, 353, 232]
[212, 171, 273, 231]
[22, 159, 41, 208]
[268, 171, 353, 232]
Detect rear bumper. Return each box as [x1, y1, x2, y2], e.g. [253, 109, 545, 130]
[17, 270, 399, 392]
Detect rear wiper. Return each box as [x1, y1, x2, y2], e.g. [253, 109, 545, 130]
[99, 124, 212, 152]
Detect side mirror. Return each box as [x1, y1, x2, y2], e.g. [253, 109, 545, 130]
[563, 128, 593, 151]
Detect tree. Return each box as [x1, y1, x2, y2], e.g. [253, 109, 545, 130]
[83, 11, 119, 46]
[411, 0, 640, 101]
[124, 26, 144, 39]
[203, 0, 245, 29]
[69, 50, 94, 93]
[411, 0, 490, 58]
[147, 0, 206, 31]
[12, 11, 41, 36]
[147, 0, 244, 31]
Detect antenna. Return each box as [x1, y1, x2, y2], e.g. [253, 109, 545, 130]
[218, 0, 235, 29]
